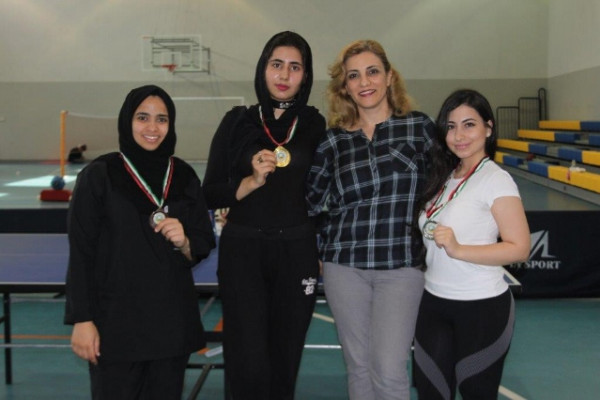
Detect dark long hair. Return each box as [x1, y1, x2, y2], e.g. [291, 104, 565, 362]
[254, 31, 313, 121]
[420, 89, 497, 207]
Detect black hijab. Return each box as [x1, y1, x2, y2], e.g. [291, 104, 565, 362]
[228, 32, 316, 177]
[254, 31, 314, 122]
[118, 85, 177, 197]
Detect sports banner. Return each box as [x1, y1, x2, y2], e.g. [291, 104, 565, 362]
[506, 211, 600, 297]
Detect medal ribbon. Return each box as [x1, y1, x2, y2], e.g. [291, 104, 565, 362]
[425, 157, 490, 220]
[258, 106, 298, 146]
[120, 152, 174, 208]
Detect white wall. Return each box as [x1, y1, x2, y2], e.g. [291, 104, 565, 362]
[548, 0, 600, 77]
[547, 0, 600, 119]
[5, 0, 597, 160]
[0, 0, 548, 82]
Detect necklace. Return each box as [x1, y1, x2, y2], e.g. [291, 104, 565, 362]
[120, 152, 174, 228]
[258, 106, 298, 167]
[270, 98, 296, 109]
[422, 157, 489, 240]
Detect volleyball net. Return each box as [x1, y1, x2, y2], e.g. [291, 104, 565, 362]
[58, 111, 118, 176]
[58, 96, 245, 175]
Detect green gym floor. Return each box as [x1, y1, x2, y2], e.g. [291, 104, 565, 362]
[0, 295, 599, 399]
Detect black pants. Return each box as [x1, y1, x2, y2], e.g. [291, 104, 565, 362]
[414, 289, 514, 400]
[217, 222, 319, 400]
[89, 353, 190, 400]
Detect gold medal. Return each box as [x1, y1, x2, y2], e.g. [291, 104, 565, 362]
[274, 146, 291, 167]
[259, 107, 298, 168]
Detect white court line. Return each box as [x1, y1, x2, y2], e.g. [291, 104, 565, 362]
[499, 385, 527, 400]
[305, 344, 341, 350]
[309, 313, 340, 349]
[312, 312, 335, 324]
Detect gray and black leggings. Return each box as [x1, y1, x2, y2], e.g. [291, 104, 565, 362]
[414, 289, 514, 400]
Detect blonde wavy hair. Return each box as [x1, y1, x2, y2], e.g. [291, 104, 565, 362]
[327, 39, 414, 129]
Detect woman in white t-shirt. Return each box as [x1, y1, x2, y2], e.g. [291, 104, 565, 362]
[413, 89, 530, 400]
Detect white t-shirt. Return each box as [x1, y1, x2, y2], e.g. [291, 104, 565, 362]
[418, 161, 520, 300]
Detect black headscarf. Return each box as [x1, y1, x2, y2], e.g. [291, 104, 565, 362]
[118, 85, 177, 197]
[227, 32, 316, 177]
[254, 31, 314, 122]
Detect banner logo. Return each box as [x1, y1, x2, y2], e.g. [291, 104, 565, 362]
[529, 230, 555, 259]
[510, 230, 562, 270]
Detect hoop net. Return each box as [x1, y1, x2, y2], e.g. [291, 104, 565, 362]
[161, 64, 178, 73]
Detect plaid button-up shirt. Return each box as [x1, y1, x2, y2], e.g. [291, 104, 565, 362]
[306, 112, 435, 269]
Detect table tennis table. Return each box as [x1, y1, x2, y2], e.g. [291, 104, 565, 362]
[0, 232, 522, 390]
[0, 232, 222, 388]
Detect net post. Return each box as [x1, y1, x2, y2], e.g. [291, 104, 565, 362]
[60, 110, 68, 177]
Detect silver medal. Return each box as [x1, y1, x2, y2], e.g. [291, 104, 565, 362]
[423, 220, 438, 240]
[150, 210, 168, 228]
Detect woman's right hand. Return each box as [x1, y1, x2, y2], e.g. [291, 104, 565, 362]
[236, 149, 276, 200]
[71, 321, 101, 365]
[251, 149, 276, 186]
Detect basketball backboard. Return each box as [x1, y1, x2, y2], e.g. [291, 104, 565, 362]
[142, 35, 206, 73]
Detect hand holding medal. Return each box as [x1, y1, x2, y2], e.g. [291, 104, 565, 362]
[429, 224, 461, 257]
[234, 149, 277, 201]
[150, 209, 167, 228]
[152, 216, 187, 247]
[152, 216, 192, 260]
[252, 149, 277, 186]
[120, 153, 189, 257]
[422, 157, 490, 241]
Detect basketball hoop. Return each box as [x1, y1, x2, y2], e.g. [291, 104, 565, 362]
[161, 64, 178, 73]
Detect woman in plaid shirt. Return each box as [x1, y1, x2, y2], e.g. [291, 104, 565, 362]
[306, 40, 434, 400]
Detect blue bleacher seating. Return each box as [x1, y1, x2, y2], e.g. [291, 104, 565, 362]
[557, 147, 582, 162]
[527, 161, 549, 177]
[554, 132, 580, 143]
[580, 121, 600, 132]
[529, 143, 547, 155]
[503, 155, 524, 167]
[589, 134, 600, 146]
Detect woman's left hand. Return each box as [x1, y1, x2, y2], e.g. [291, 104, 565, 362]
[154, 217, 187, 248]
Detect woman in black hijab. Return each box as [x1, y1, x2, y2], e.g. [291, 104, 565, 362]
[65, 85, 215, 399]
[203, 31, 326, 399]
